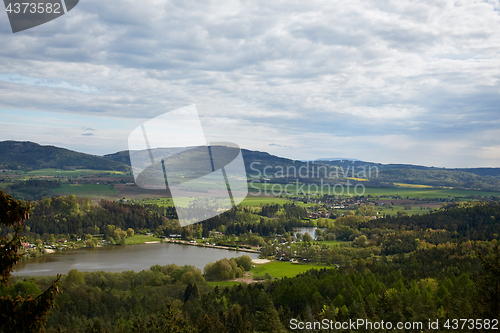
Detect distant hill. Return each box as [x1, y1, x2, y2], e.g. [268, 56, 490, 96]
[318, 159, 500, 175]
[0, 141, 130, 171]
[2, 141, 499, 192]
[456, 168, 500, 177]
[314, 158, 361, 162]
[103, 150, 131, 166]
[104, 148, 307, 176]
[104, 147, 500, 191]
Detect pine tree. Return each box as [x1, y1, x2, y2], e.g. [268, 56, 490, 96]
[0, 190, 61, 333]
[475, 245, 500, 319]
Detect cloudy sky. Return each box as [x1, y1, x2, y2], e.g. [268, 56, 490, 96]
[0, 0, 499, 167]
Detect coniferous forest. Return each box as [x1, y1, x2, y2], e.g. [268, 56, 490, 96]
[1, 192, 499, 332]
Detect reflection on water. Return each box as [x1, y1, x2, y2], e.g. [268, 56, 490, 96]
[13, 243, 258, 276]
[293, 227, 325, 240]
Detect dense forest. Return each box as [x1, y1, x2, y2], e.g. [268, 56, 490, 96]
[3, 245, 498, 332]
[0, 198, 310, 246]
[4, 179, 62, 201]
[1, 193, 499, 332]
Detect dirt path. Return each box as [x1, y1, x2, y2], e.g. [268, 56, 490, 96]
[231, 272, 265, 284]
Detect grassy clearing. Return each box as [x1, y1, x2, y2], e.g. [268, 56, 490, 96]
[250, 261, 332, 279]
[124, 234, 162, 245]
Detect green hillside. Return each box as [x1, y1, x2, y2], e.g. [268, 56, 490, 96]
[2, 141, 499, 192]
[0, 141, 130, 172]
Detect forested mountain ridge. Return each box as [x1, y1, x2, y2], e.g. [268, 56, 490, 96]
[319, 159, 500, 177]
[104, 147, 308, 176]
[0, 141, 130, 171]
[2, 140, 500, 191]
[105, 147, 500, 190]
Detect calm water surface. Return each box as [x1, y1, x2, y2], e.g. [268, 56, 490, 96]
[13, 243, 259, 276]
[293, 227, 324, 240]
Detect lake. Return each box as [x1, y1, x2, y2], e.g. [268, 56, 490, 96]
[293, 227, 324, 240]
[13, 243, 259, 276]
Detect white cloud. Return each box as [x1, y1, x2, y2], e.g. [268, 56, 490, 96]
[0, 0, 499, 166]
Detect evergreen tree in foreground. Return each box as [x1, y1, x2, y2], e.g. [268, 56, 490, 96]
[0, 190, 61, 333]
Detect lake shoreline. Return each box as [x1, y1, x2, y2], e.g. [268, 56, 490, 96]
[13, 242, 261, 276]
[164, 239, 260, 254]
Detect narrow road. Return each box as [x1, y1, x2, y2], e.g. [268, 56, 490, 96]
[164, 239, 260, 253]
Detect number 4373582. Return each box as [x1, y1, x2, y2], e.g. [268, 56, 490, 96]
[5, 2, 62, 14]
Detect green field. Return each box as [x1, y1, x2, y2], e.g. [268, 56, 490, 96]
[130, 195, 292, 208]
[251, 182, 499, 199]
[250, 261, 331, 279]
[207, 261, 334, 287]
[26, 168, 128, 177]
[374, 205, 433, 216]
[124, 234, 162, 245]
[51, 184, 119, 197]
[239, 195, 292, 206]
[362, 187, 498, 198]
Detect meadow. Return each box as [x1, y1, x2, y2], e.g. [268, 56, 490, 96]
[128, 195, 293, 208]
[124, 234, 162, 245]
[374, 204, 433, 216]
[250, 261, 331, 279]
[26, 168, 128, 177]
[207, 261, 333, 287]
[250, 182, 498, 199]
[51, 184, 119, 197]
[239, 195, 292, 206]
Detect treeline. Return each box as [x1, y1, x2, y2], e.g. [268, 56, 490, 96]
[4, 179, 61, 201]
[204, 255, 253, 281]
[4, 197, 308, 243]
[0, 195, 309, 247]
[198, 204, 306, 237]
[369, 201, 500, 243]
[1, 196, 170, 240]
